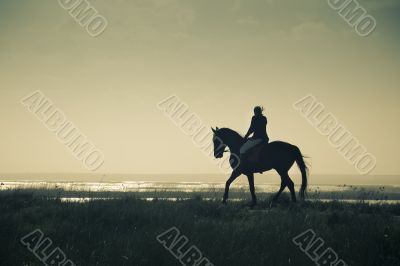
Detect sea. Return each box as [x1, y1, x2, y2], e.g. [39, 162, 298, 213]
[1, 174, 399, 203]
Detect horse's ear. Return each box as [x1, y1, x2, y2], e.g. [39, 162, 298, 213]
[216, 127, 219, 130]
[211, 127, 216, 133]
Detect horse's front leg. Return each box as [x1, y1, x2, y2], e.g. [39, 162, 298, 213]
[222, 170, 241, 204]
[246, 173, 257, 208]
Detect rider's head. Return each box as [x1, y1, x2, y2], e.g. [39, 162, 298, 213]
[254, 106, 264, 116]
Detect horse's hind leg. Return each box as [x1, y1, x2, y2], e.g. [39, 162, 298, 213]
[271, 170, 298, 205]
[269, 172, 287, 208]
[283, 173, 297, 203]
[272, 179, 286, 203]
[273, 182, 286, 202]
[246, 173, 257, 208]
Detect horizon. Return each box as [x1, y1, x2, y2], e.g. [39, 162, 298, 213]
[1, 172, 399, 186]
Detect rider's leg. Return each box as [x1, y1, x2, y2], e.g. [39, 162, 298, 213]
[248, 146, 262, 164]
[239, 142, 251, 172]
[248, 139, 267, 166]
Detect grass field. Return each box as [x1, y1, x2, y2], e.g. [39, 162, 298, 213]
[1, 190, 400, 266]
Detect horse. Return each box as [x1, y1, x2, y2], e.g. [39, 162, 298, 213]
[211, 127, 308, 207]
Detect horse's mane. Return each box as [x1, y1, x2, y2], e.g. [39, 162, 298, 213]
[218, 128, 244, 140]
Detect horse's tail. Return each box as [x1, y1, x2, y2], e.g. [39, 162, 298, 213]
[294, 146, 308, 200]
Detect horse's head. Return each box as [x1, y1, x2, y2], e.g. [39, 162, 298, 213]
[211, 127, 227, 159]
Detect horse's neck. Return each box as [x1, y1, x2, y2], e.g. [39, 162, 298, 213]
[225, 134, 244, 154]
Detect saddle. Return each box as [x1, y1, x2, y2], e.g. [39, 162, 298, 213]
[247, 145, 265, 163]
[242, 142, 268, 173]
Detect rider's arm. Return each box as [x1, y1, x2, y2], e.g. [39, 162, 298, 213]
[244, 117, 255, 139]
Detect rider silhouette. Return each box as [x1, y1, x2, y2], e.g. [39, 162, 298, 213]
[240, 106, 269, 166]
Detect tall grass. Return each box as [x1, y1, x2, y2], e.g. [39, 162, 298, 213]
[0, 191, 399, 266]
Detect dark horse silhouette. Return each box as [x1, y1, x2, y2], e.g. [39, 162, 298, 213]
[212, 127, 308, 207]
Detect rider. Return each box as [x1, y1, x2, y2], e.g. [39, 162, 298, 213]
[240, 106, 269, 166]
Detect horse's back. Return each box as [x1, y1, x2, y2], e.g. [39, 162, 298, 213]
[255, 141, 298, 171]
[267, 140, 297, 149]
[263, 141, 297, 160]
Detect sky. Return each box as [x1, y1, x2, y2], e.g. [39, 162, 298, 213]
[0, 0, 399, 177]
